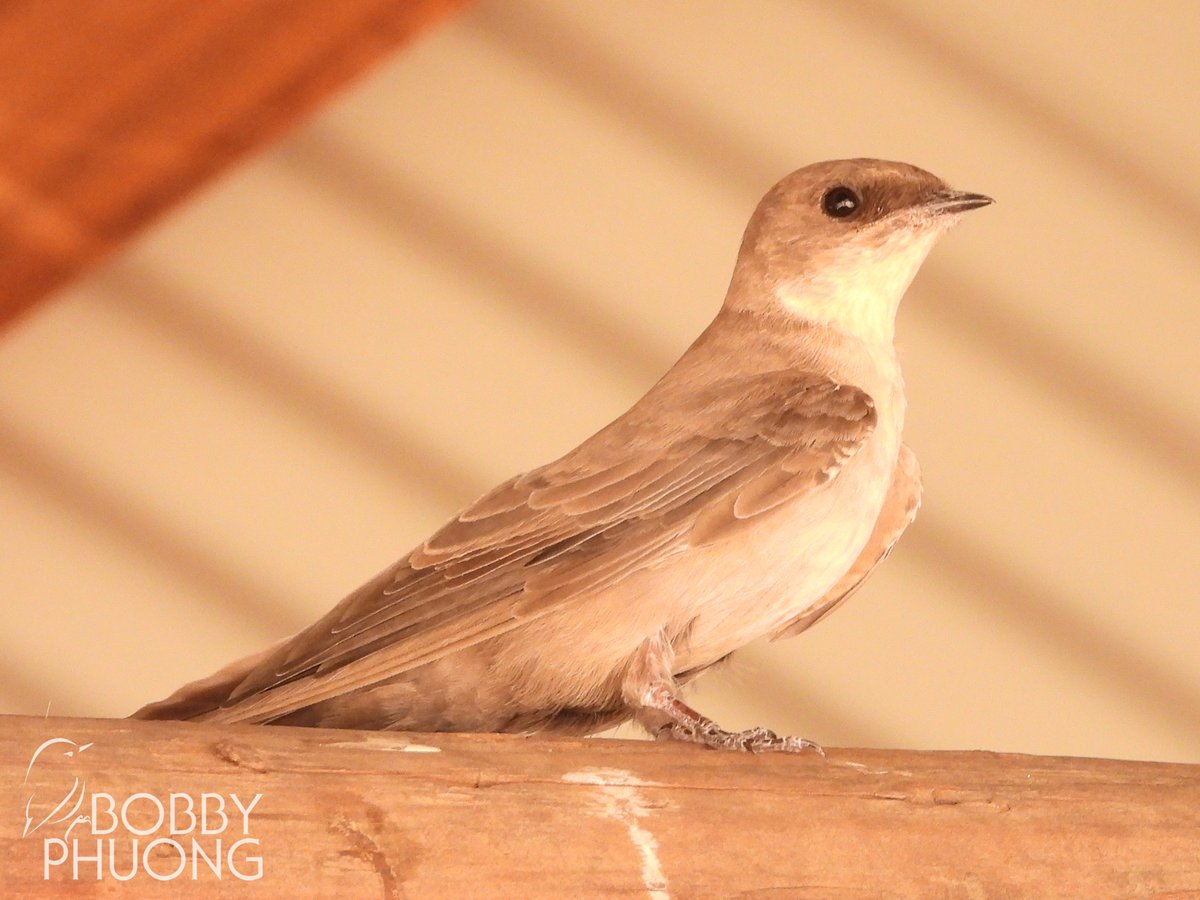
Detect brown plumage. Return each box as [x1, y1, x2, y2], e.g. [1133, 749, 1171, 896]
[134, 159, 990, 751]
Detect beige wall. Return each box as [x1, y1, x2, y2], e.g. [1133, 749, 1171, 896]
[1, 0, 1197, 762]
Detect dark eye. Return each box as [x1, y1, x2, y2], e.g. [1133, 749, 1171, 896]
[821, 186, 861, 219]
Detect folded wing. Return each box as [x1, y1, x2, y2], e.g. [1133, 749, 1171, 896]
[143, 370, 877, 724]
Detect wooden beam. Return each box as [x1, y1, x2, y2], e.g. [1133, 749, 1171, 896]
[0, 0, 469, 331]
[2, 714, 1197, 896]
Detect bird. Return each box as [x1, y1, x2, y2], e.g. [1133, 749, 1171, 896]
[133, 159, 991, 752]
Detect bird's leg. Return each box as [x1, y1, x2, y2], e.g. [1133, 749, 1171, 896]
[623, 632, 824, 755]
[640, 684, 825, 755]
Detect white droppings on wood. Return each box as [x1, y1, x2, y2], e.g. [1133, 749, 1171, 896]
[327, 736, 442, 753]
[836, 759, 913, 777]
[563, 767, 670, 900]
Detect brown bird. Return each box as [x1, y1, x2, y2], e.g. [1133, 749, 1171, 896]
[134, 159, 991, 752]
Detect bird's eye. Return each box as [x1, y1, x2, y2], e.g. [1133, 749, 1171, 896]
[821, 186, 861, 219]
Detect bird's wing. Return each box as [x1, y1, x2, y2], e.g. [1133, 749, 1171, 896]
[197, 370, 877, 723]
[769, 443, 920, 640]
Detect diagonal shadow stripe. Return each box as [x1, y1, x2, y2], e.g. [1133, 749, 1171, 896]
[907, 515, 1200, 745]
[847, 0, 1200, 239]
[97, 264, 487, 512]
[913, 268, 1200, 493]
[466, 2, 772, 200]
[278, 131, 670, 387]
[0, 416, 303, 640]
[474, 1, 1200, 240]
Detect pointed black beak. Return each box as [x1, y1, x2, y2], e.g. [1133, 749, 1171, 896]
[924, 190, 994, 215]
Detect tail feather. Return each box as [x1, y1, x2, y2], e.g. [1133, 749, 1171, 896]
[130, 640, 284, 722]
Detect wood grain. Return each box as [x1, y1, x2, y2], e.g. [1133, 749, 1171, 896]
[2, 714, 1197, 897]
[0, 0, 469, 330]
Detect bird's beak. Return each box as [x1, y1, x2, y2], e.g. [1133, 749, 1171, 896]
[923, 190, 994, 215]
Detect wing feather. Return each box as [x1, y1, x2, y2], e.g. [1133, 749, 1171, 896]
[200, 369, 877, 722]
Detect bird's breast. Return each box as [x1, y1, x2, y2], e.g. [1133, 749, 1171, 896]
[670, 388, 904, 669]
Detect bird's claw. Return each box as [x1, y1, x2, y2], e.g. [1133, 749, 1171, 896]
[658, 720, 825, 756]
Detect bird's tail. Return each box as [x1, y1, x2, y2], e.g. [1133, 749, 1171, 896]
[130, 639, 283, 722]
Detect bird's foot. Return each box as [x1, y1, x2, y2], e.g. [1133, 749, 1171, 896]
[657, 720, 824, 755]
[638, 683, 823, 755]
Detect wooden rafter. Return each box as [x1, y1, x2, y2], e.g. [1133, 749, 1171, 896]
[4, 715, 1199, 895]
[0, 0, 469, 330]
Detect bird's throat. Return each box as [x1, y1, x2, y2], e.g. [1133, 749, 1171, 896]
[773, 226, 941, 347]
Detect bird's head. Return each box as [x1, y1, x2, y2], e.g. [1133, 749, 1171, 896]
[727, 158, 992, 346]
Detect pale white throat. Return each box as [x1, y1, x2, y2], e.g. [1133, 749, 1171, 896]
[774, 224, 946, 347]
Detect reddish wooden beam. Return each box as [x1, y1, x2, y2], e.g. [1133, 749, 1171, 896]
[0, 0, 469, 330]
